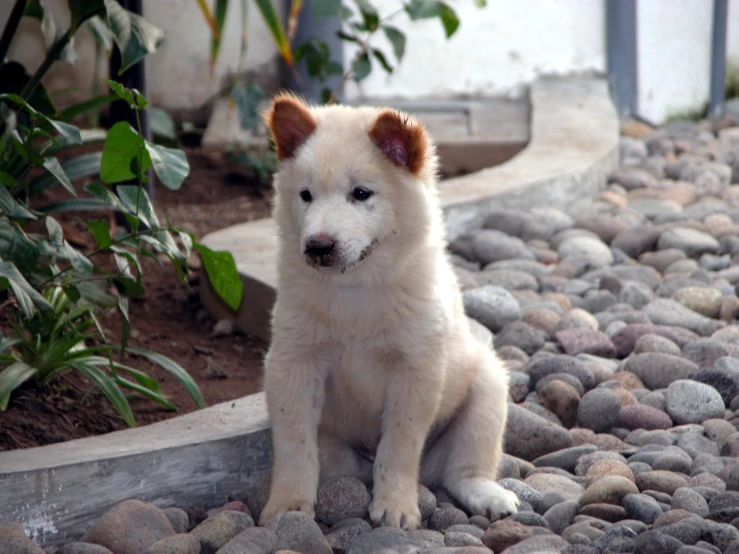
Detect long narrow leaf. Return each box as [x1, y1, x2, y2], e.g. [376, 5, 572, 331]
[72, 362, 136, 426]
[254, 0, 294, 66]
[114, 375, 176, 411]
[210, 0, 229, 68]
[0, 362, 38, 409]
[287, 0, 305, 41]
[127, 346, 206, 408]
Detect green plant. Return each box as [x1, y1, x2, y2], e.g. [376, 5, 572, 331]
[0, 0, 243, 426]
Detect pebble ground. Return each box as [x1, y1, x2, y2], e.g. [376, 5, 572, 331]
[6, 120, 739, 553]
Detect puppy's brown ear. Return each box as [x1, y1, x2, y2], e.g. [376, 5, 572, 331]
[265, 94, 317, 160]
[368, 110, 428, 175]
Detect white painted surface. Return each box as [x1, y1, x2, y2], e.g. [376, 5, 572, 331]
[343, 0, 606, 101]
[637, 0, 713, 123]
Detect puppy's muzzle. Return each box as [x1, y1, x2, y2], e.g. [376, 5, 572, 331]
[304, 235, 338, 267]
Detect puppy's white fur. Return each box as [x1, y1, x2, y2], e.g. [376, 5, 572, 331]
[260, 95, 518, 529]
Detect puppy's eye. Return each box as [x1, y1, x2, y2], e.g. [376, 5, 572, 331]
[351, 187, 374, 202]
[300, 189, 313, 202]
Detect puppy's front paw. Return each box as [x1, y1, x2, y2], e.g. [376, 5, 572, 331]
[259, 495, 315, 526]
[369, 492, 422, 530]
[455, 477, 519, 521]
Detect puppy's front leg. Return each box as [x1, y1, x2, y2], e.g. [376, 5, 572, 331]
[259, 347, 329, 525]
[370, 365, 442, 529]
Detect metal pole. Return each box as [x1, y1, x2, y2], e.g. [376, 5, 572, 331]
[606, 0, 638, 118]
[108, 0, 154, 201]
[283, 0, 344, 104]
[709, 0, 728, 120]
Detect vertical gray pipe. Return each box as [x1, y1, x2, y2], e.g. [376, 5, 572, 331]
[709, 0, 728, 119]
[606, 0, 638, 118]
[283, 0, 344, 104]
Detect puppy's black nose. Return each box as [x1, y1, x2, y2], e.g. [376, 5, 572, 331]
[305, 236, 335, 257]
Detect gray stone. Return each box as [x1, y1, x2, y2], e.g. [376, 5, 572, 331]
[57, 545, 113, 554]
[527, 354, 596, 390]
[691, 356, 739, 404]
[80, 500, 175, 554]
[619, 280, 655, 310]
[325, 519, 372, 553]
[443, 531, 484, 547]
[470, 229, 535, 264]
[555, 328, 616, 358]
[524, 472, 585, 504]
[462, 285, 522, 333]
[658, 227, 720, 258]
[622, 493, 663, 524]
[498, 534, 569, 554]
[346, 529, 422, 554]
[499, 478, 544, 512]
[611, 323, 699, 358]
[671, 488, 710, 517]
[418, 484, 437, 521]
[644, 299, 723, 336]
[147, 534, 201, 554]
[532, 445, 597, 473]
[316, 476, 371, 525]
[479, 269, 539, 291]
[0, 521, 47, 554]
[161, 508, 189, 534]
[612, 225, 662, 258]
[266, 511, 332, 554]
[191, 512, 254, 554]
[495, 321, 547, 355]
[577, 388, 621, 432]
[665, 380, 725, 424]
[558, 236, 614, 267]
[623, 352, 699, 390]
[428, 507, 468, 531]
[543, 500, 580, 535]
[682, 338, 738, 369]
[633, 333, 682, 355]
[610, 165, 656, 189]
[617, 404, 673, 430]
[673, 287, 724, 318]
[216, 527, 277, 554]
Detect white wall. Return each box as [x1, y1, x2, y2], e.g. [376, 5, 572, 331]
[637, 0, 713, 124]
[343, 0, 607, 101]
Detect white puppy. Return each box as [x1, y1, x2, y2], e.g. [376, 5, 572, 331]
[259, 93, 518, 529]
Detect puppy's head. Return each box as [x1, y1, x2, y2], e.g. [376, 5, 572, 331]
[265, 93, 439, 277]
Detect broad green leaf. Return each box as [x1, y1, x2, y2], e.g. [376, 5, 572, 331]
[68, 0, 106, 31]
[355, 0, 379, 30]
[84, 219, 112, 248]
[11, 134, 46, 167]
[128, 346, 206, 408]
[116, 184, 158, 228]
[85, 181, 124, 210]
[0, 62, 56, 115]
[193, 243, 242, 311]
[104, 0, 165, 74]
[371, 49, 393, 73]
[405, 0, 442, 19]
[100, 121, 151, 184]
[85, 15, 114, 51]
[439, 3, 460, 38]
[0, 219, 40, 275]
[143, 141, 189, 191]
[42, 157, 77, 197]
[29, 152, 102, 195]
[0, 184, 36, 219]
[314, 0, 342, 19]
[24, 0, 78, 65]
[149, 107, 176, 141]
[72, 361, 136, 426]
[45, 215, 64, 247]
[64, 241, 94, 275]
[37, 197, 110, 213]
[0, 362, 38, 409]
[352, 52, 372, 81]
[0, 260, 52, 319]
[382, 26, 406, 61]
[231, 83, 262, 130]
[336, 30, 360, 43]
[254, 0, 294, 66]
[474, 0, 486, 5]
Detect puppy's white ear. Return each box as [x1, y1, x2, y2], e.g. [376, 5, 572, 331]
[265, 93, 317, 160]
[368, 110, 429, 175]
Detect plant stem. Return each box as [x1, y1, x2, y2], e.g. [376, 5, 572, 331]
[327, 7, 405, 105]
[20, 31, 72, 103]
[0, 0, 25, 65]
[133, 107, 144, 231]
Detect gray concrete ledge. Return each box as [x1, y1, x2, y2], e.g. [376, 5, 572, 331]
[0, 394, 271, 546]
[0, 77, 618, 547]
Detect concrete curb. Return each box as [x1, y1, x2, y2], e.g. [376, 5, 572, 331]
[0, 77, 618, 547]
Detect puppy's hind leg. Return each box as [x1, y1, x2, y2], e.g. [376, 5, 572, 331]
[423, 349, 519, 521]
